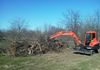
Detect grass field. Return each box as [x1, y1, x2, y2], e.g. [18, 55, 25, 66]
[0, 49, 100, 70]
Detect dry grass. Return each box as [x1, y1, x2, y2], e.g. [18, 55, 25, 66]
[0, 48, 100, 70]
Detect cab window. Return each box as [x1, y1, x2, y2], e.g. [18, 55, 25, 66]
[86, 34, 91, 40]
[92, 33, 95, 39]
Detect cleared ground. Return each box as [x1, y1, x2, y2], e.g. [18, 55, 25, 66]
[0, 48, 100, 70]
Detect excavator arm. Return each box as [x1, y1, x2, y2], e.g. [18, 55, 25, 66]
[50, 31, 82, 46]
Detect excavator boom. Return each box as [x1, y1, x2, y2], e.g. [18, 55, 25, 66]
[50, 31, 82, 46]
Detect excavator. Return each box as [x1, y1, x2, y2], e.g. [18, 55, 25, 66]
[50, 31, 100, 55]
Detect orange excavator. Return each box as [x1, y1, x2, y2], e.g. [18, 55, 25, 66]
[50, 31, 100, 55]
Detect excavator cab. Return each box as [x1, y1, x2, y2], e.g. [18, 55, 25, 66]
[85, 31, 96, 46]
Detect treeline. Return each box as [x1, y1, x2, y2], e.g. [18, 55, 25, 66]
[0, 10, 100, 43]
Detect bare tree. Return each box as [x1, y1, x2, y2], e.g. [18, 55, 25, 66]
[94, 10, 100, 39]
[7, 18, 28, 41]
[0, 30, 4, 41]
[84, 16, 95, 30]
[63, 10, 82, 35]
[61, 10, 82, 46]
[83, 10, 100, 39]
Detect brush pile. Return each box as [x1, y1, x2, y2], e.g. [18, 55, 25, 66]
[0, 38, 65, 56]
[5, 40, 49, 56]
